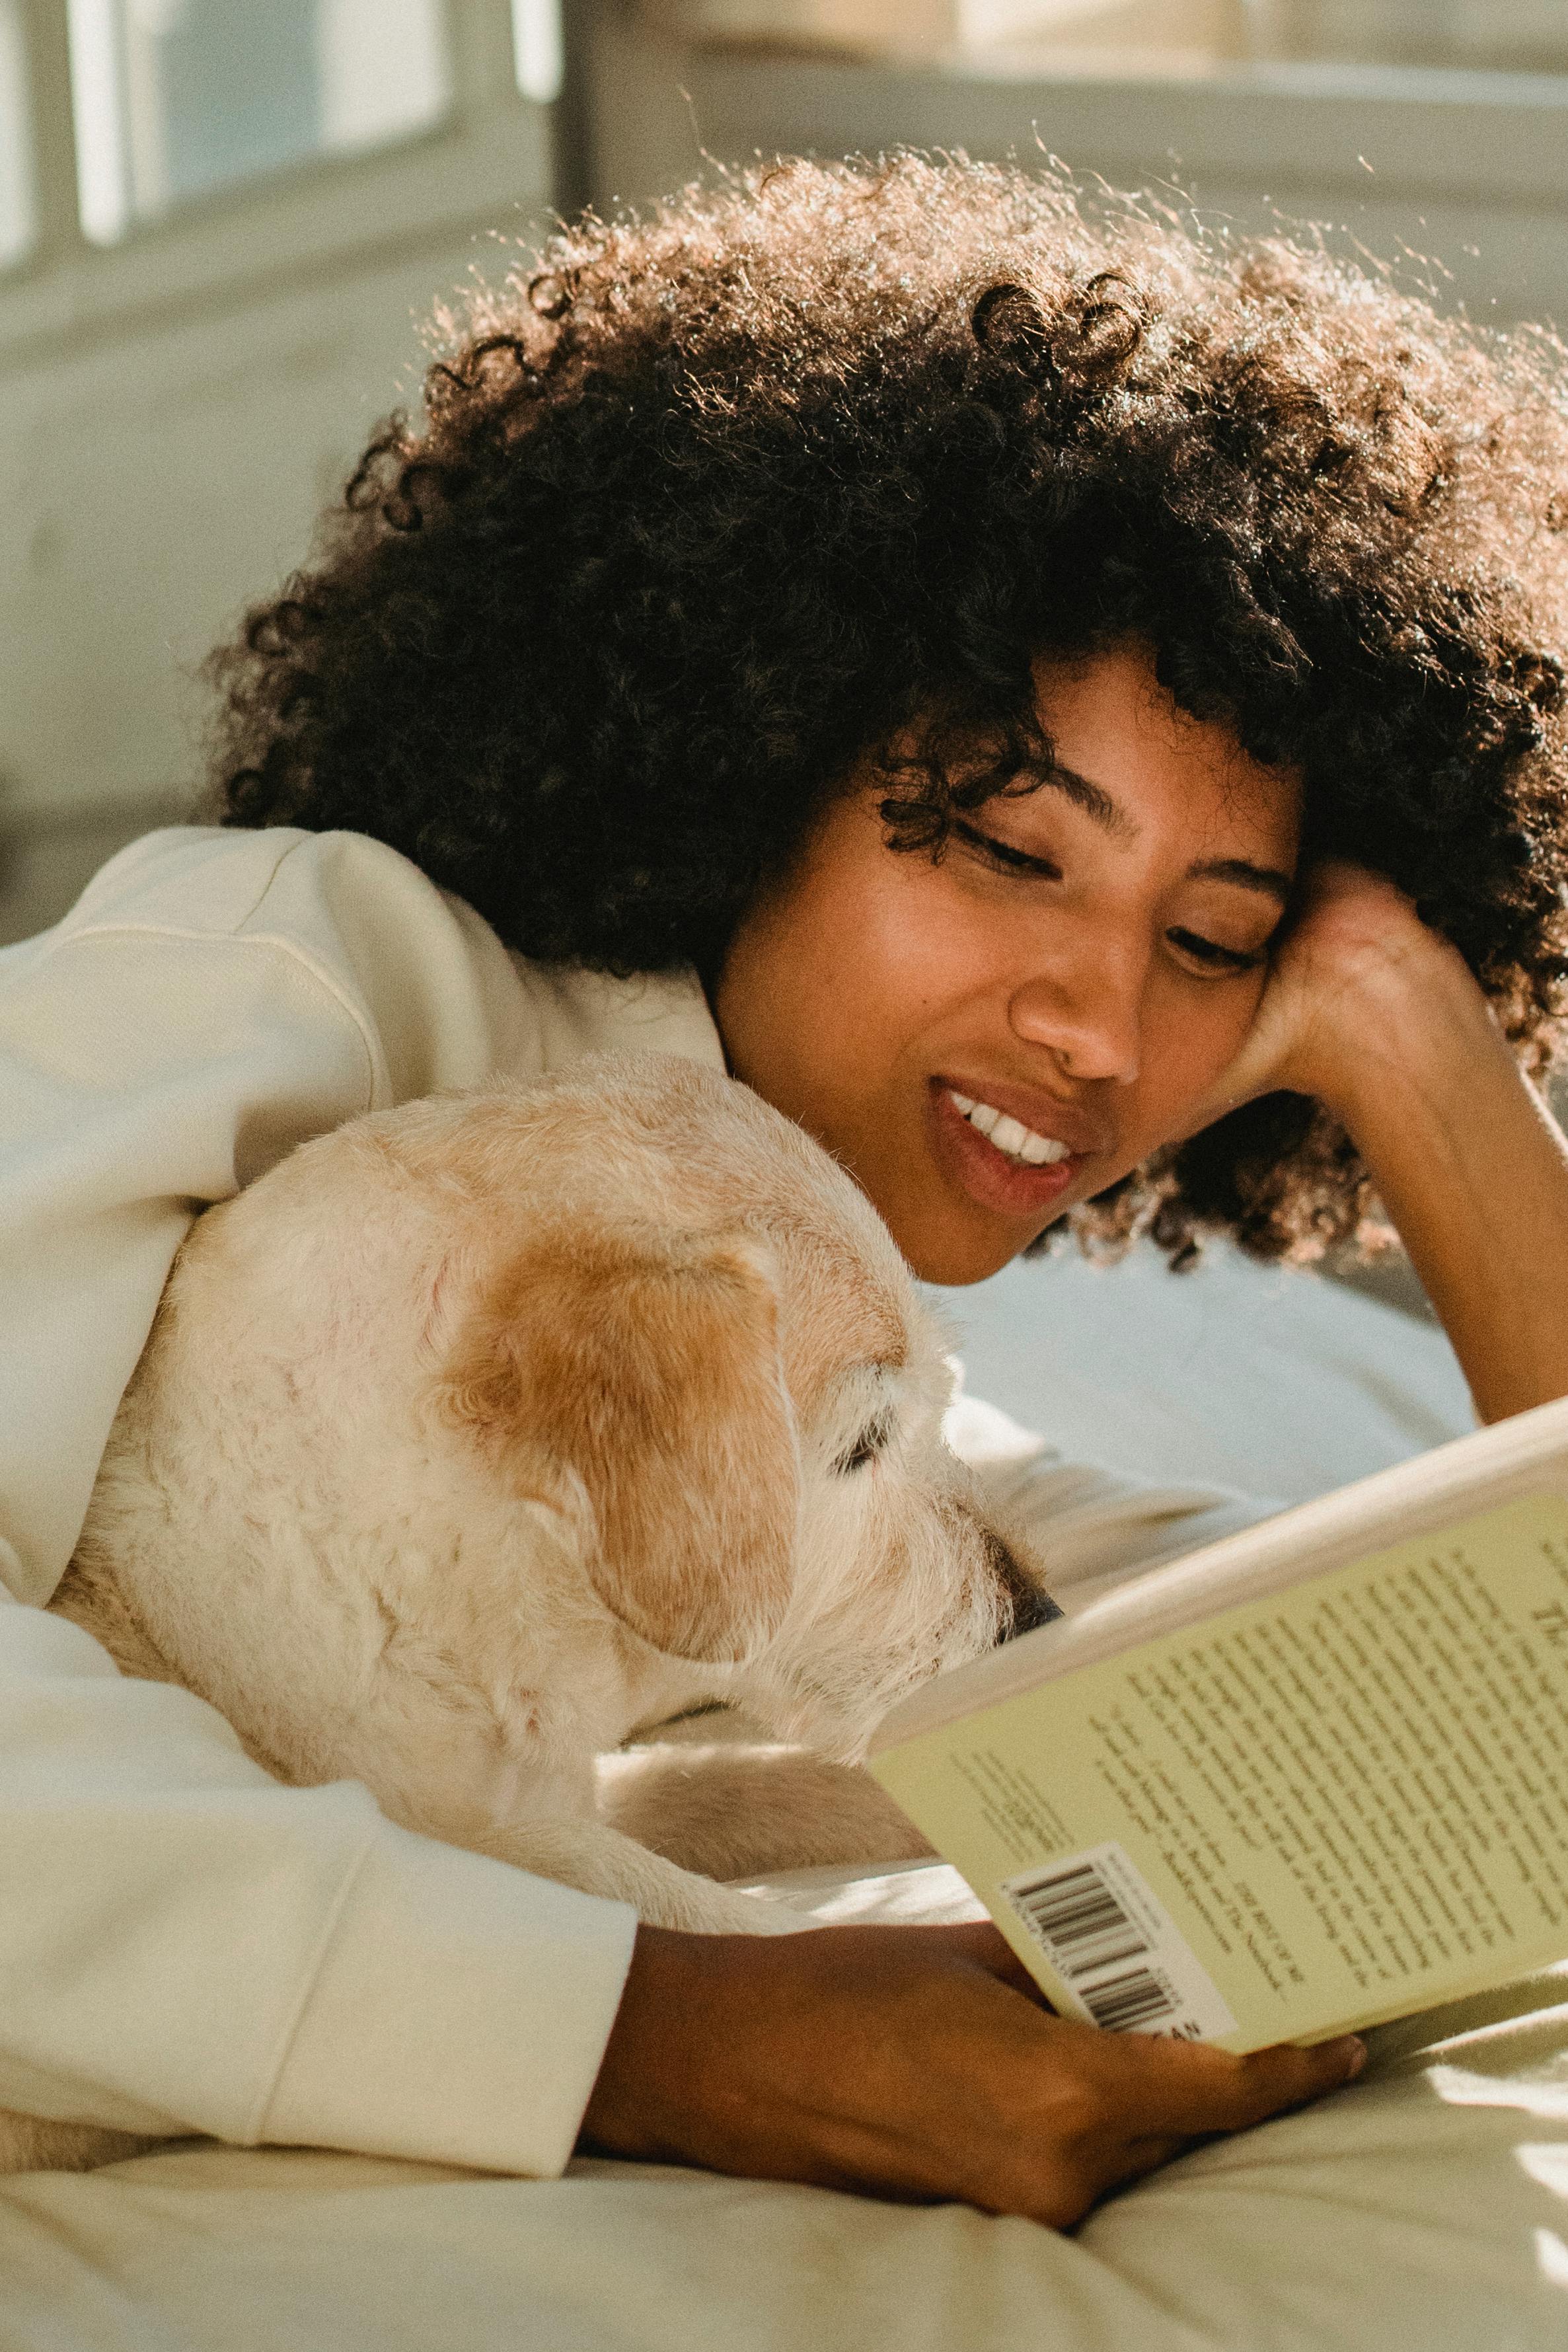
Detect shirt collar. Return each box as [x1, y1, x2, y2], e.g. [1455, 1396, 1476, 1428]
[505, 954, 727, 1078]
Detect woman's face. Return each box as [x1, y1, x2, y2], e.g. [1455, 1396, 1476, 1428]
[713, 645, 1302, 1285]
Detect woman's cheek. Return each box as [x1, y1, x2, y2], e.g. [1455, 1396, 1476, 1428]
[1148, 981, 1265, 1141]
[1205, 979, 1270, 1095]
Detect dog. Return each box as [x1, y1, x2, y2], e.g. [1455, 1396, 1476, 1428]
[9, 1053, 1052, 2171]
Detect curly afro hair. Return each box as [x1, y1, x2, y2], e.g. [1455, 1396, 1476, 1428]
[209, 153, 1568, 1268]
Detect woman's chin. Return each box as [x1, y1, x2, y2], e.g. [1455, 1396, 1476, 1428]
[888, 1213, 1057, 1289]
[864, 1111, 1081, 1285]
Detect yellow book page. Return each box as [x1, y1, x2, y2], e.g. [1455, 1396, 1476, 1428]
[871, 1492, 1568, 2050]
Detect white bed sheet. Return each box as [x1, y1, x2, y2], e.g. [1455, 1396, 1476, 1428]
[8, 1250, 1560, 2352]
[934, 1240, 1475, 1508]
[5, 1859, 1565, 2352]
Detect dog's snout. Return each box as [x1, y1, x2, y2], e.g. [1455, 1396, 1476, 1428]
[983, 1528, 1061, 1640]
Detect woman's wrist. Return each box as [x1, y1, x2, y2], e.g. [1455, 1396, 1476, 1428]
[1318, 969, 1506, 1139]
[1306, 944, 1568, 1423]
[1214, 869, 1568, 1424]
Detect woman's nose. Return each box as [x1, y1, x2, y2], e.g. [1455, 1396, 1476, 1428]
[1006, 945, 1145, 1084]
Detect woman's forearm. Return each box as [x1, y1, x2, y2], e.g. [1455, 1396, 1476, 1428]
[1327, 973, 1568, 1426]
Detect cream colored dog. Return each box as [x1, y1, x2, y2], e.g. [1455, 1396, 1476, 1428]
[11, 1053, 1051, 2172]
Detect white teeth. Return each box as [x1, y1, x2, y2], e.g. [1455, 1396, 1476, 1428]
[947, 1088, 1070, 1166]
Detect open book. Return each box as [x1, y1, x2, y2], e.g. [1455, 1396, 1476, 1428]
[870, 1396, 1568, 2050]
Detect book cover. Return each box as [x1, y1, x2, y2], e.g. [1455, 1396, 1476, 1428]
[870, 1490, 1568, 2049]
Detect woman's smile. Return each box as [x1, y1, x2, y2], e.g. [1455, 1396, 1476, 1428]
[928, 1079, 1106, 1219]
[714, 646, 1302, 1285]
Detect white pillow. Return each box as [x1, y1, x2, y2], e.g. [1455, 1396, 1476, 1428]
[937, 1238, 1474, 1507]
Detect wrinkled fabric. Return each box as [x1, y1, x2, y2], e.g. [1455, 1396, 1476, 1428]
[3, 1861, 1563, 2352]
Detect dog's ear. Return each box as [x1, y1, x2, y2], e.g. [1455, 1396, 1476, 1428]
[438, 1227, 799, 1663]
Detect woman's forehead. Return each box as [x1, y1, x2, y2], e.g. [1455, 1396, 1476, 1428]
[1024, 648, 1304, 864]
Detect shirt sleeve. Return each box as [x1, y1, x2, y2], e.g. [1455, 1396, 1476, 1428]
[0, 1595, 634, 2171]
[945, 1388, 1285, 1614]
[0, 826, 636, 2173]
[0, 823, 541, 1605]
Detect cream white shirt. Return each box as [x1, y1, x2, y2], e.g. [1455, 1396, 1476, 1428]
[0, 825, 1259, 2174]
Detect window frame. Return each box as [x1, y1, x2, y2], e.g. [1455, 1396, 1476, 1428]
[582, 9, 1568, 334]
[9, 0, 1568, 371]
[1, 0, 554, 365]
[627, 40, 1568, 218]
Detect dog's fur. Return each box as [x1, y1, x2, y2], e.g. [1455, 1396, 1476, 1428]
[12, 1054, 1050, 2171]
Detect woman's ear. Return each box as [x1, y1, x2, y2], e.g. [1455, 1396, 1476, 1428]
[437, 1225, 800, 1663]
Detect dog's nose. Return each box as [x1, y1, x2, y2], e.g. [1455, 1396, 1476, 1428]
[983, 1529, 1061, 1639]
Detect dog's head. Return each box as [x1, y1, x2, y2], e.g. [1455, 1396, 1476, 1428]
[136, 1055, 1052, 1762]
[410, 1056, 1054, 1743]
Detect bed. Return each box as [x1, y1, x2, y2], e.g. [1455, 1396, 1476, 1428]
[5, 1245, 1563, 2352]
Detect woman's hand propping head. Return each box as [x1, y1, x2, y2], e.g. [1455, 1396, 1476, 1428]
[1176, 860, 1486, 1141]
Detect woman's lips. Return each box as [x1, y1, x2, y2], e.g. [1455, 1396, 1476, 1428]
[926, 1079, 1094, 1219]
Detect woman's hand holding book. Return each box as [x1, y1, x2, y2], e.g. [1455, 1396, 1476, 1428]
[579, 1920, 1364, 2229]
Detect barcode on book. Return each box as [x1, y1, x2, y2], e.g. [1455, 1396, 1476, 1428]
[1000, 1842, 1237, 2043]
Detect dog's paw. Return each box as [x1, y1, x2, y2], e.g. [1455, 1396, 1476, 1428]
[473, 1814, 819, 1934]
[599, 1742, 934, 1878]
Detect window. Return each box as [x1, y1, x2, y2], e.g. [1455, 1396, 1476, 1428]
[65, 0, 453, 245]
[1256, 3, 1568, 76]
[512, 0, 563, 104]
[653, 0, 1568, 79]
[0, 0, 34, 265]
[957, 1, 1568, 77]
[977, 1, 1568, 77]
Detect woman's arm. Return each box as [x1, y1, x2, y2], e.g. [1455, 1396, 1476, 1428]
[1321, 953, 1568, 1425]
[1208, 866, 1568, 1425]
[0, 1582, 641, 2174]
[581, 1920, 1362, 2227]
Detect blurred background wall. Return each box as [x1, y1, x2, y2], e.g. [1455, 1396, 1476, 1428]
[3, 0, 1566, 948]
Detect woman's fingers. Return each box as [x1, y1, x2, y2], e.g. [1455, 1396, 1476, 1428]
[1090, 2028, 1366, 2141]
[945, 1919, 1366, 2131]
[941, 1917, 1051, 1998]
[1237, 2034, 1368, 2117]
[1010, 2030, 1366, 2225]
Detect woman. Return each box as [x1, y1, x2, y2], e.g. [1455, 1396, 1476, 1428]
[3, 155, 1567, 2228]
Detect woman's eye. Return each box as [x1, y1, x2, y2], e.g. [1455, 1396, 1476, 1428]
[1166, 926, 1268, 974]
[952, 820, 1272, 971]
[952, 820, 1061, 880]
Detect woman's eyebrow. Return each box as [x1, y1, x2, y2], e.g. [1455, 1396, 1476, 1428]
[1030, 762, 1135, 839]
[1187, 856, 1294, 901]
[1024, 770, 1294, 902]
